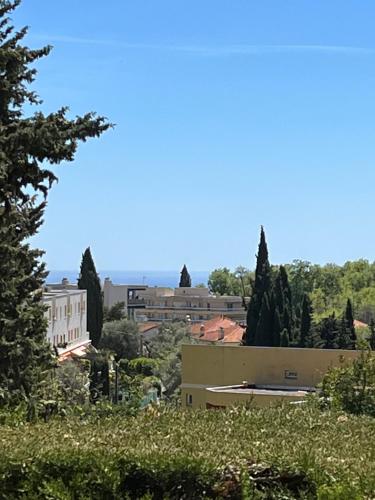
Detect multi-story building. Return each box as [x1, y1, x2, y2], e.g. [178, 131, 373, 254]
[42, 288, 91, 356]
[136, 287, 246, 323]
[103, 278, 147, 319]
[181, 344, 359, 409]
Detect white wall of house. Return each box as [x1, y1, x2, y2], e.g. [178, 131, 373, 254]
[42, 289, 89, 348]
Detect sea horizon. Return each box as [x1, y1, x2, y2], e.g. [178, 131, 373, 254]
[46, 270, 210, 288]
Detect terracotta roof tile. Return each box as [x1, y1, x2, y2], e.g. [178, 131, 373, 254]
[191, 315, 245, 343]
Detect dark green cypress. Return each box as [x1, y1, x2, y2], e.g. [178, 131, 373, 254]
[274, 265, 295, 342]
[245, 227, 271, 345]
[254, 293, 274, 346]
[300, 294, 313, 348]
[179, 265, 192, 287]
[78, 248, 104, 349]
[319, 314, 340, 349]
[273, 308, 281, 347]
[344, 299, 356, 349]
[0, 1, 110, 407]
[369, 319, 375, 350]
[338, 316, 352, 349]
[280, 328, 289, 347]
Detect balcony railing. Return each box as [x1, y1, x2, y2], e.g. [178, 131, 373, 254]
[128, 298, 146, 306]
[143, 305, 243, 312]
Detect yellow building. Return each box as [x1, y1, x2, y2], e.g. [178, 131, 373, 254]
[181, 344, 358, 409]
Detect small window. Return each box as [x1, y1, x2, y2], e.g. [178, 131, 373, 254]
[285, 370, 298, 380]
[186, 394, 193, 406]
[207, 303, 210, 309]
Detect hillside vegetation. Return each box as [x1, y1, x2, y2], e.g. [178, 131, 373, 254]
[1, 404, 375, 499]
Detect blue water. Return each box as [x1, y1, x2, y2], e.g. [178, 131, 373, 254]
[46, 270, 209, 288]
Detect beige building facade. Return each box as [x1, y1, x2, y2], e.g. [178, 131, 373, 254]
[181, 344, 359, 409]
[136, 286, 246, 323]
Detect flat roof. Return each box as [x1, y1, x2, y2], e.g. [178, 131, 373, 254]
[207, 385, 312, 397]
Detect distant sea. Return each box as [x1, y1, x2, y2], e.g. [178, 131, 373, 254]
[46, 270, 210, 288]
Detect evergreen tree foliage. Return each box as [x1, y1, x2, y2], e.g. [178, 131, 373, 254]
[338, 316, 352, 350]
[274, 265, 295, 342]
[300, 294, 313, 348]
[78, 248, 103, 348]
[280, 328, 289, 347]
[344, 298, 356, 349]
[179, 265, 192, 287]
[369, 319, 375, 350]
[245, 227, 271, 345]
[272, 306, 281, 347]
[254, 293, 274, 346]
[319, 314, 340, 349]
[0, 1, 110, 406]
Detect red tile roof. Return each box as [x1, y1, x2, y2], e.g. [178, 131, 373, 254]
[138, 322, 159, 334]
[191, 315, 245, 343]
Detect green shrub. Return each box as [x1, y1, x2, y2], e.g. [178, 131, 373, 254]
[321, 347, 375, 416]
[127, 357, 159, 377]
[0, 404, 375, 498]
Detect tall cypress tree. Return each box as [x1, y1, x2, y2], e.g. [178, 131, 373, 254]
[319, 314, 340, 349]
[369, 319, 375, 350]
[274, 265, 295, 342]
[179, 265, 192, 287]
[272, 308, 281, 347]
[344, 299, 356, 349]
[254, 293, 274, 346]
[0, 1, 109, 406]
[338, 316, 352, 349]
[245, 227, 271, 345]
[299, 294, 313, 348]
[78, 248, 103, 348]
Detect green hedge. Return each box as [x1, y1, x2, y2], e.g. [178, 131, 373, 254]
[0, 404, 374, 498]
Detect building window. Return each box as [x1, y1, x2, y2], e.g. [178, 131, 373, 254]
[227, 303, 233, 309]
[186, 394, 193, 406]
[207, 303, 210, 309]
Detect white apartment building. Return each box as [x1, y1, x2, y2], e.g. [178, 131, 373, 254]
[42, 288, 91, 354]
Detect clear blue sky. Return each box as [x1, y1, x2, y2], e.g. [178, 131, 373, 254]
[15, 0, 375, 271]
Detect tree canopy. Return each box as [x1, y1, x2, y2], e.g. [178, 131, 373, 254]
[179, 265, 192, 287]
[78, 248, 104, 348]
[0, 0, 110, 406]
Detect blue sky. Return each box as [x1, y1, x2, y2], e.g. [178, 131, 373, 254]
[14, 0, 375, 271]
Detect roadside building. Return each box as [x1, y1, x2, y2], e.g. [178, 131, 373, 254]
[181, 344, 358, 409]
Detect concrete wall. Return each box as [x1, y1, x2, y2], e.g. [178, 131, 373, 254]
[181, 344, 359, 409]
[103, 278, 129, 309]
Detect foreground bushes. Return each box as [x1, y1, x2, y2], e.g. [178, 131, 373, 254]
[0, 404, 375, 498]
